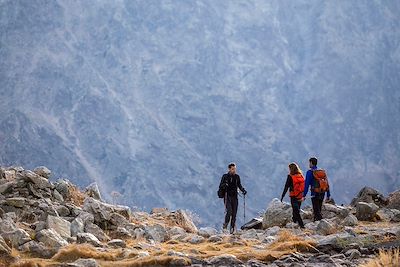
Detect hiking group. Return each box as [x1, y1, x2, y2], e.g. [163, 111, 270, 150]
[218, 157, 331, 233]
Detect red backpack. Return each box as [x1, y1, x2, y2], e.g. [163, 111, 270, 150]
[312, 169, 329, 193]
[290, 174, 305, 199]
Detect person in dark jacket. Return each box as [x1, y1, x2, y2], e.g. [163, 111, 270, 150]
[281, 162, 305, 229]
[219, 163, 247, 234]
[302, 157, 331, 221]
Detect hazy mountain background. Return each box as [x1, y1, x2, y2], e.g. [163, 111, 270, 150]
[1, 0, 399, 227]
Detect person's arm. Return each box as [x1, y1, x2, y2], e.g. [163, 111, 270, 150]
[237, 175, 246, 194]
[281, 175, 291, 201]
[219, 174, 227, 188]
[303, 170, 312, 198]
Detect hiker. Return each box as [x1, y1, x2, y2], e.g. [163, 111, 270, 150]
[218, 163, 247, 234]
[280, 162, 305, 229]
[302, 157, 331, 221]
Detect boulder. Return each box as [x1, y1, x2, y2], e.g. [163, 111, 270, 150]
[198, 227, 217, 238]
[36, 229, 68, 247]
[168, 226, 186, 236]
[151, 207, 169, 214]
[72, 258, 100, 267]
[1, 228, 31, 247]
[145, 224, 168, 242]
[317, 219, 336, 235]
[55, 179, 72, 199]
[376, 208, 400, 222]
[0, 182, 15, 194]
[86, 183, 102, 201]
[240, 229, 259, 240]
[0, 217, 17, 233]
[23, 170, 53, 189]
[85, 223, 109, 242]
[107, 239, 126, 248]
[262, 198, 292, 228]
[5, 197, 26, 208]
[109, 227, 133, 239]
[83, 197, 130, 228]
[356, 202, 379, 221]
[187, 235, 204, 244]
[265, 226, 281, 236]
[71, 218, 85, 237]
[33, 166, 51, 179]
[208, 235, 223, 242]
[77, 233, 102, 247]
[55, 205, 70, 217]
[351, 187, 388, 207]
[342, 214, 358, 226]
[167, 210, 198, 233]
[209, 254, 243, 266]
[53, 190, 64, 202]
[322, 204, 350, 218]
[387, 190, 400, 210]
[47, 215, 71, 238]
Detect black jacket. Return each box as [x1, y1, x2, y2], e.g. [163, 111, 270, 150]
[219, 173, 245, 197]
[281, 174, 294, 200]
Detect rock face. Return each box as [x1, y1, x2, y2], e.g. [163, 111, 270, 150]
[36, 229, 68, 247]
[351, 187, 388, 207]
[387, 190, 400, 210]
[47, 215, 71, 238]
[262, 198, 292, 228]
[356, 202, 379, 221]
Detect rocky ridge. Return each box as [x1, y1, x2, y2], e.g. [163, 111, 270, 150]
[0, 166, 399, 267]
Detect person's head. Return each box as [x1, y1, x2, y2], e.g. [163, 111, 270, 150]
[309, 157, 318, 168]
[288, 162, 302, 175]
[228, 163, 236, 174]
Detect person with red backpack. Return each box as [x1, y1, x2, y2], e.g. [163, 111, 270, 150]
[280, 162, 305, 229]
[302, 157, 331, 221]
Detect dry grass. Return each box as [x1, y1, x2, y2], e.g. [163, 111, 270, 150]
[67, 185, 87, 206]
[360, 248, 400, 267]
[268, 230, 318, 253]
[52, 244, 123, 262]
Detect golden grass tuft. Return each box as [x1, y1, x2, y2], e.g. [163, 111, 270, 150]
[67, 185, 86, 206]
[268, 230, 317, 253]
[360, 248, 400, 267]
[10, 261, 45, 267]
[99, 256, 191, 267]
[51, 244, 122, 262]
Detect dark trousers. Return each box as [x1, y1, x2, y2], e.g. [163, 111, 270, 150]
[312, 195, 324, 221]
[224, 195, 238, 229]
[290, 197, 304, 228]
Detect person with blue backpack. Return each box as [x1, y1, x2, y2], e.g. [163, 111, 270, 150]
[302, 157, 331, 221]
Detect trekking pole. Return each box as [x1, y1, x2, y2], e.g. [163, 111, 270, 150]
[243, 193, 246, 224]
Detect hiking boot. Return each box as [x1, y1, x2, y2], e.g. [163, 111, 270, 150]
[230, 226, 236, 234]
[222, 223, 228, 230]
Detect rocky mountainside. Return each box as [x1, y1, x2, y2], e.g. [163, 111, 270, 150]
[0, 166, 399, 266]
[1, 0, 400, 226]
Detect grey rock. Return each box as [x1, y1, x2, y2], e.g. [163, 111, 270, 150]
[167, 250, 187, 257]
[77, 233, 102, 247]
[322, 203, 350, 218]
[55, 179, 71, 199]
[317, 219, 335, 235]
[108, 239, 126, 248]
[351, 186, 388, 207]
[387, 190, 400, 210]
[261, 236, 276, 244]
[262, 198, 292, 228]
[198, 227, 217, 238]
[187, 234, 204, 244]
[85, 223, 109, 241]
[2, 228, 31, 247]
[169, 209, 198, 233]
[0, 181, 14, 194]
[356, 202, 379, 221]
[77, 211, 95, 225]
[342, 214, 358, 226]
[33, 166, 51, 178]
[5, 197, 26, 208]
[86, 183, 102, 200]
[36, 228, 68, 247]
[305, 221, 318, 231]
[53, 189, 64, 202]
[110, 212, 130, 228]
[71, 218, 85, 237]
[47, 215, 71, 238]
[23, 170, 52, 189]
[0, 217, 17, 233]
[391, 210, 400, 222]
[168, 226, 186, 236]
[134, 227, 146, 239]
[265, 226, 281, 236]
[55, 205, 70, 217]
[208, 235, 223, 242]
[83, 197, 130, 228]
[376, 208, 398, 221]
[241, 229, 258, 239]
[145, 224, 168, 242]
[345, 249, 361, 260]
[72, 258, 99, 267]
[209, 254, 243, 266]
[110, 227, 132, 239]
